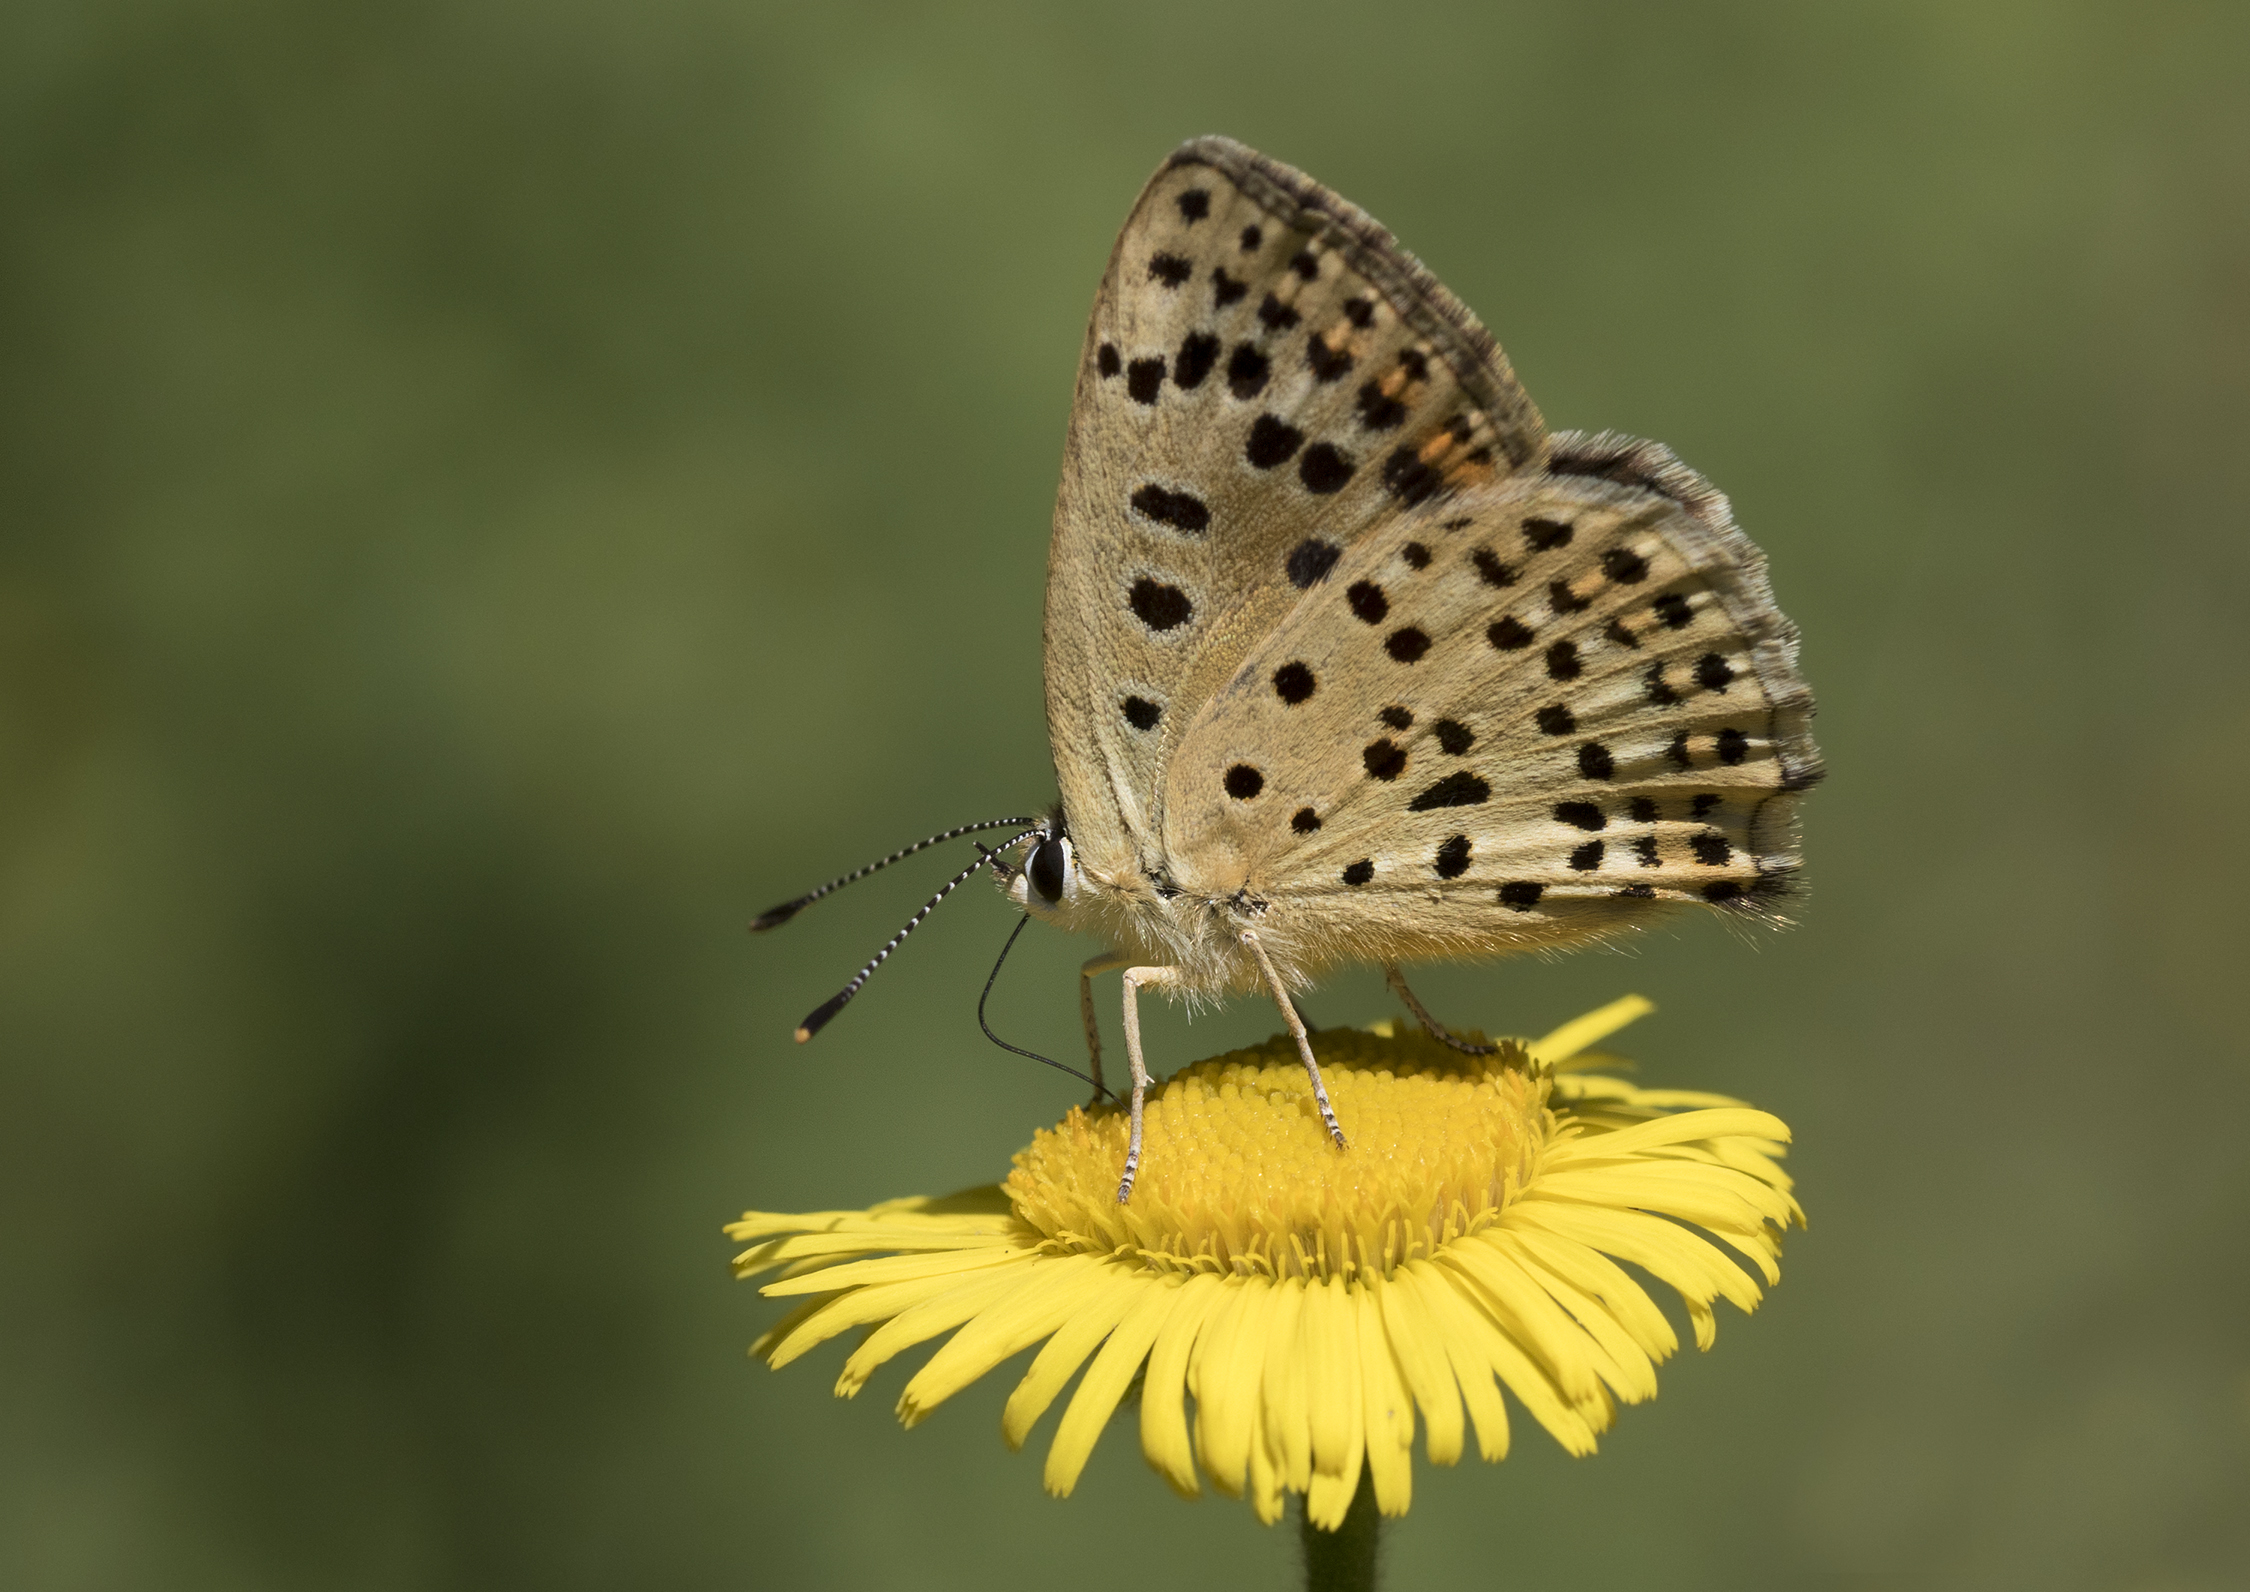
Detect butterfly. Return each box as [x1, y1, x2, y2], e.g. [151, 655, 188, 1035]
[756, 137, 1821, 1202]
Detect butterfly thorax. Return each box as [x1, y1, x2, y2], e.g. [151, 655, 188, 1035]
[1010, 812, 1281, 997]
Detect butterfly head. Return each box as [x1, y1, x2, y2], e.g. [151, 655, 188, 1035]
[1006, 810, 1085, 922]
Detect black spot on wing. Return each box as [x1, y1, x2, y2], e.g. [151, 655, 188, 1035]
[1362, 739, 1407, 781]
[1343, 859, 1374, 886]
[1408, 771, 1490, 811]
[1524, 518, 1573, 551]
[1176, 189, 1210, 222]
[1122, 696, 1161, 731]
[1435, 834, 1472, 878]
[1292, 807, 1321, 834]
[1569, 840, 1605, 871]
[1499, 882, 1543, 911]
[1472, 548, 1518, 588]
[1654, 593, 1694, 629]
[1227, 343, 1270, 399]
[1545, 641, 1582, 681]
[1378, 705, 1413, 730]
[1246, 414, 1305, 468]
[1148, 253, 1192, 288]
[1434, 719, 1474, 755]
[1401, 542, 1431, 570]
[1535, 705, 1576, 736]
[1126, 358, 1164, 405]
[1347, 581, 1388, 624]
[1258, 293, 1300, 331]
[1212, 268, 1248, 307]
[1173, 332, 1220, 390]
[1548, 578, 1591, 615]
[1129, 578, 1192, 632]
[1717, 728, 1749, 765]
[1097, 343, 1121, 378]
[1239, 224, 1262, 251]
[1691, 833, 1732, 865]
[1343, 296, 1374, 327]
[1286, 538, 1341, 588]
[1578, 742, 1616, 780]
[1602, 546, 1649, 583]
[1555, 801, 1605, 831]
[1487, 616, 1534, 650]
[1289, 248, 1320, 280]
[1273, 662, 1316, 704]
[1307, 334, 1353, 382]
[1695, 654, 1735, 693]
[1382, 446, 1441, 506]
[1129, 484, 1209, 533]
[1224, 764, 1264, 800]
[1356, 381, 1406, 430]
[1299, 444, 1353, 493]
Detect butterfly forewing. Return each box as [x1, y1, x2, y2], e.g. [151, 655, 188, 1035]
[1045, 137, 1549, 887]
[1163, 434, 1819, 966]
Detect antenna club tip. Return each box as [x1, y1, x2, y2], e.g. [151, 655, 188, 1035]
[792, 1025, 813, 1044]
[749, 901, 806, 933]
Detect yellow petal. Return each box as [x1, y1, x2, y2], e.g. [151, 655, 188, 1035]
[1192, 1276, 1273, 1496]
[1441, 1240, 1608, 1407]
[1496, 1236, 1659, 1403]
[1139, 1272, 1226, 1497]
[1402, 1261, 1509, 1461]
[749, 1290, 839, 1362]
[1357, 1283, 1414, 1517]
[1503, 1224, 1678, 1361]
[1550, 1106, 1789, 1159]
[1301, 1276, 1363, 1485]
[836, 1263, 1034, 1396]
[1509, 1200, 1761, 1314]
[760, 1243, 1024, 1298]
[1259, 1277, 1313, 1493]
[1247, 1387, 1286, 1525]
[1532, 1169, 1774, 1244]
[1044, 1275, 1190, 1497]
[1001, 1265, 1145, 1449]
[1375, 1270, 1464, 1466]
[1420, 1260, 1602, 1455]
[1528, 995, 1653, 1064]
[898, 1253, 1106, 1426]
[766, 1272, 986, 1370]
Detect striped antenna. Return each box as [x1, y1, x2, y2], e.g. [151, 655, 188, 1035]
[792, 826, 1041, 1042]
[749, 815, 1041, 932]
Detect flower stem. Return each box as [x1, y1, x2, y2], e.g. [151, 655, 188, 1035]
[1298, 1470, 1382, 1592]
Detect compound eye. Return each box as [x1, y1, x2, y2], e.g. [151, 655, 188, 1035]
[1027, 837, 1069, 904]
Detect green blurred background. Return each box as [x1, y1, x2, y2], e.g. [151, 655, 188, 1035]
[5, 2, 2246, 1588]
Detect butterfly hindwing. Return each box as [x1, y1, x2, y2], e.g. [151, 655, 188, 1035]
[1044, 137, 1549, 890]
[1162, 432, 1821, 967]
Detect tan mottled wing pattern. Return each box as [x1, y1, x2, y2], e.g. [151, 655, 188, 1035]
[1043, 137, 1548, 889]
[1162, 433, 1822, 972]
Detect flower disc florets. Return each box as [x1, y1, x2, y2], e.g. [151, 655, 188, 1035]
[1010, 1027, 1546, 1283]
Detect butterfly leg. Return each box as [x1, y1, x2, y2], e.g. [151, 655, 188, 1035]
[1115, 964, 1182, 1204]
[1078, 950, 1131, 1103]
[1382, 963, 1499, 1055]
[1239, 929, 1348, 1153]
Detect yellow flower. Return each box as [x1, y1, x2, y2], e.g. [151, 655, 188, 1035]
[728, 996, 1800, 1529]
